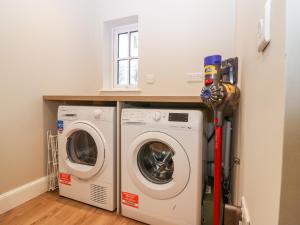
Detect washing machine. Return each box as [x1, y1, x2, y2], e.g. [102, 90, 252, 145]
[58, 106, 116, 211]
[121, 108, 205, 225]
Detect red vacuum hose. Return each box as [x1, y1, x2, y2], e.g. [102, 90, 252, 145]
[213, 126, 223, 225]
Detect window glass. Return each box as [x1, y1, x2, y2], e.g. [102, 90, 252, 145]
[118, 60, 129, 85]
[130, 59, 138, 85]
[118, 33, 129, 58]
[137, 141, 174, 184]
[130, 31, 138, 57]
[67, 130, 97, 166]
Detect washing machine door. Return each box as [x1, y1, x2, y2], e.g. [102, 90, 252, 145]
[62, 121, 105, 180]
[127, 132, 190, 200]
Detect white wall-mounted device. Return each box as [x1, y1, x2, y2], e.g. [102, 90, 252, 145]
[145, 74, 155, 84]
[257, 0, 272, 52]
[186, 72, 203, 83]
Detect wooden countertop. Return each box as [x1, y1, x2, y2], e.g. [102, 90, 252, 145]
[43, 95, 203, 103]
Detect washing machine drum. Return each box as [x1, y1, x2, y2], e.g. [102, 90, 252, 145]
[67, 130, 98, 166]
[62, 122, 105, 180]
[127, 132, 190, 200]
[137, 142, 175, 185]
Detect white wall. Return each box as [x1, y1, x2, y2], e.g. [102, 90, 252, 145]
[235, 0, 286, 224]
[0, 0, 97, 193]
[0, 1, 297, 223]
[96, 0, 236, 96]
[0, 0, 236, 195]
[279, 1, 300, 224]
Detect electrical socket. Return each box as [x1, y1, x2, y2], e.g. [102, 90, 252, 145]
[145, 74, 155, 84]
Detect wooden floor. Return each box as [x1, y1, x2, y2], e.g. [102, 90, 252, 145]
[0, 191, 145, 225]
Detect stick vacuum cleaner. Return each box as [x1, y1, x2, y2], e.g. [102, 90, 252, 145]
[201, 55, 240, 225]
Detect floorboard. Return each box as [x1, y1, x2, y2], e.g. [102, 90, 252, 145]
[0, 191, 145, 225]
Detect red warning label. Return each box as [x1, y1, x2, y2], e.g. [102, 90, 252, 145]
[59, 172, 71, 185]
[122, 192, 139, 208]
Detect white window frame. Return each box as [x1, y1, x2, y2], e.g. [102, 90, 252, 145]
[112, 24, 139, 89]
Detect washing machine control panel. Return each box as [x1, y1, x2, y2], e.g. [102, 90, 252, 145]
[122, 109, 202, 131]
[122, 110, 191, 123]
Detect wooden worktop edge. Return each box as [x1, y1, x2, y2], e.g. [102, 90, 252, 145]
[43, 95, 202, 103]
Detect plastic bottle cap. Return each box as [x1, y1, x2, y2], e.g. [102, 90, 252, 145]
[204, 55, 222, 66]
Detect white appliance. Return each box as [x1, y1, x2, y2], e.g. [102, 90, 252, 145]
[121, 108, 205, 225]
[58, 106, 116, 211]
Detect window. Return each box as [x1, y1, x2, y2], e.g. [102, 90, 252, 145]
[113, 24, 139, 89]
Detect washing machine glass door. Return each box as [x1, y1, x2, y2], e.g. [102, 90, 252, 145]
[62, 122, 105, 180]
[67, 130, 97, 166]
[137, 141, 174, 185]
[127, 132, 190, 200]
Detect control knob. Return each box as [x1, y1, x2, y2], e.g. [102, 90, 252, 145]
[93, 109, 103, 119]
[152, 111, 161, 121]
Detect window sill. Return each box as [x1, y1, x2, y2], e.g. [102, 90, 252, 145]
[98, 88, 141, 92]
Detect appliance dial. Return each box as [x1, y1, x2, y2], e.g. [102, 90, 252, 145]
[93, 109, 102, 119]
[153, 111, 161, 121]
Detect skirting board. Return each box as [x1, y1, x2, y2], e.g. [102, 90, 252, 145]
[0, 176, 48, 214]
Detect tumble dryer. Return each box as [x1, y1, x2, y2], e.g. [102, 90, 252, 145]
[121, 108, 205, 225]
[58, 106, 116, 211]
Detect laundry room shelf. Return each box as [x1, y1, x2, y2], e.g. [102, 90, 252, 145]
[43, 95, 203, 103]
